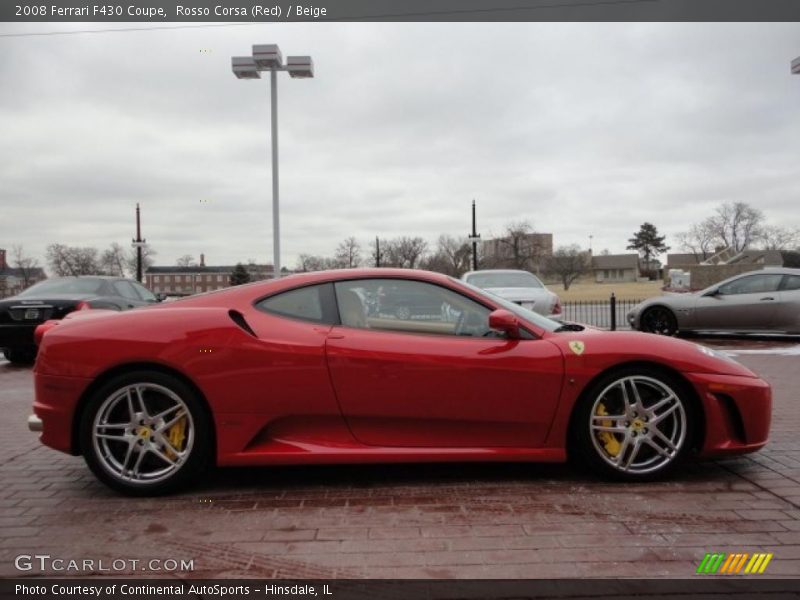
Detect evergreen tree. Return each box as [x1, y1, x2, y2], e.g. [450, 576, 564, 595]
[229, 263, 251, 286]
[627, 222, 669, 279]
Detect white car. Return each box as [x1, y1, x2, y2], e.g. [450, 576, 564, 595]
[461, 269, 562, 320]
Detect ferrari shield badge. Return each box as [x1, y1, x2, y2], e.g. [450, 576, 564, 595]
[568, 341, 585, 355]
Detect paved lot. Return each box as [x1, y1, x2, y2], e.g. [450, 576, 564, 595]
[1, 340, 800, 579]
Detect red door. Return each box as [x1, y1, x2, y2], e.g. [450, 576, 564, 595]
[325, 327, 565, 448]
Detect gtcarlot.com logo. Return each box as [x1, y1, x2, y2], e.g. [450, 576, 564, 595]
[696, 552, 773, 575]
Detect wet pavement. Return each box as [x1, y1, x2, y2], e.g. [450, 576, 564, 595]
[1, 339, 799, 579]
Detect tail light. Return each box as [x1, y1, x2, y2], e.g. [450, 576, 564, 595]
[552, 298, 562, 315]
[34, 320, 60, 346]
[75, 301, 91, 311]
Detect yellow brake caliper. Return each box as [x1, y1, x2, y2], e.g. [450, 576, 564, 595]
[165, 413, 187, 460]
[595, 403, 621, 457]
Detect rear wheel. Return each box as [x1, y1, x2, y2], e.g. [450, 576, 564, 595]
[79, 371, 210, 495]
[571, 367, 695, 481]
[3, 347, 37, 365]
[640, 306, 678, 336]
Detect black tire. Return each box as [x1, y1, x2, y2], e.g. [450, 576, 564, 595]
[79, 371, 211, 496]
[640, 306, 678, 336]
[570, 366, 696, 482]
[3, 347, 37, 365]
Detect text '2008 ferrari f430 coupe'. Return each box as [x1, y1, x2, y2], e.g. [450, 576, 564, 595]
[29, 269, 771, 495]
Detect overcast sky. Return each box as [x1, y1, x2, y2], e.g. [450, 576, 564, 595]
[1, 22, 799, 271]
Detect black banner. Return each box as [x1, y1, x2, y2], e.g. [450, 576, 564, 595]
[3, 0, 800, 23]
[3, 579, 800, 600]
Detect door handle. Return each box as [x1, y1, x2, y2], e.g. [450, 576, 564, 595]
[760, 297, 774, 301]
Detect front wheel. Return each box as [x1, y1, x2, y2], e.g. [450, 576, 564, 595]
[571, 368, 695, 481]
[79, 371, 211, 495]
[639, 306, 678, 336]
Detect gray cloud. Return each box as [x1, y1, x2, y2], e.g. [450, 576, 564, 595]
[1, 22, 799, 270]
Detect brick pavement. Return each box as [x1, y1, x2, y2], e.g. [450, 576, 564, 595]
[1, 345, 799, 579]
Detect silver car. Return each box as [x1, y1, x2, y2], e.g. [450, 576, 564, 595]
[461, 269, 562, 320]
[628, 267, 800, 336]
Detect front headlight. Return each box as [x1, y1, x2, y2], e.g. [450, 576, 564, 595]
[697, 343, 738, 364]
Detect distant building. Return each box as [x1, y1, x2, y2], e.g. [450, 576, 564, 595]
[666, 248, 784, 289]
[144, 254, 274, 296]
[482, 232, 553, 271]
[0, 248, 47, 298]
[591, 253, 640, 283]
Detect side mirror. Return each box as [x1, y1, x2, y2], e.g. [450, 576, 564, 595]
[155, 293, 167, 302]
[704, 288, 720, 297]
[488, 309, 521, 339]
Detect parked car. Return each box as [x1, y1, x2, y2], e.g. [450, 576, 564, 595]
[29, 268, 770, 495]
[0, 276, 158, 364]
[628, 268, 800, 336]
[462, 269, 562, 320]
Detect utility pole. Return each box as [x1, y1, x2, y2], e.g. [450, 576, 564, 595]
[131, 203, 146, 283]
[375, 236, 381, 267]
[468, 199, 481, 271]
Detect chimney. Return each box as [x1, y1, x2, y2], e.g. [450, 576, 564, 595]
[200, 253, 205, 267]
[0, 248, 6, 270]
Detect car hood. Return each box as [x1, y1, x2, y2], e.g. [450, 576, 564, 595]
[544, 327, 757, 379]
[484, 287, 552, 301]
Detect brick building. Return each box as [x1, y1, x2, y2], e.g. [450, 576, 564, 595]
[0, 248, 47, 299]
[481, 232, 553, 271]
[144, 254, 274, 296]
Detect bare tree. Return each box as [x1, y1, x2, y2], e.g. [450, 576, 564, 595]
[545, 245, 590, 291]
[296, 254, 327, 272]
[100, 243, 128, 276]
[758, 225, 800, 251]
[46, 244, 101, 276]
[11, 244, 42, 287]
[491, 221, 546, 271]
[175, 254, 196, 267]
[124, 245, 156, 278]
[422, 235, 472, 277]
[677, 220, 716, 259]
[383, 236, 428, 269]
[334, 237, 362, 269]
[707, 202, 764, 253]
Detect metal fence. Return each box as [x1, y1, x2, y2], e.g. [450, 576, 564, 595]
[561, 295, 645, 330]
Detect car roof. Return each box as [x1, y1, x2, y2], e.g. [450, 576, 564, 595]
[462, 269, 536, 276]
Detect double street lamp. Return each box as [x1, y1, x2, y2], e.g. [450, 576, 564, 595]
[232, 44, 314, 279]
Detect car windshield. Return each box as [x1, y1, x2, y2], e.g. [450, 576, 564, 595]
[17, 278, 106, 297]
[453, 278, 561, 333]
[465, 272, 543, 289]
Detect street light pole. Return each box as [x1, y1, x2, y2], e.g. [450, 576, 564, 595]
[232, 46, 314, 280]
[131, 203, 146, 283]
[270, 69, 280, 280]
[468, 199, 480, 271]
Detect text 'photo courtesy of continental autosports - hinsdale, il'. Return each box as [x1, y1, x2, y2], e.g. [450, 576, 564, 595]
[28, 268, 770, 495]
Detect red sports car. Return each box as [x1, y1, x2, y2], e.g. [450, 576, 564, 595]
[29, 269, 771, 495]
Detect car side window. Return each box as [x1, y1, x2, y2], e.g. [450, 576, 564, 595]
[256, 284, 332, 324]
[781, 275, 800, 291]
[334, 279, 493, 337]
[113, 280, 142, 300]
[132, 282, 158, 302]
[718, 274, 783, 295]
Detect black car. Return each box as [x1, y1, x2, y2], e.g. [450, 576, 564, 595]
[0, 276, 158, 364]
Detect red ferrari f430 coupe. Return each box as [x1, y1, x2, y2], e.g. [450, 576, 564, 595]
[28, 269, 771, 495]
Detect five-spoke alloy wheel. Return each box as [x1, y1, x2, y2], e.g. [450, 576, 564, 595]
[80, 371, 210, 495]
[572, 367, 694, 480]
[640, 306, 678, 336]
